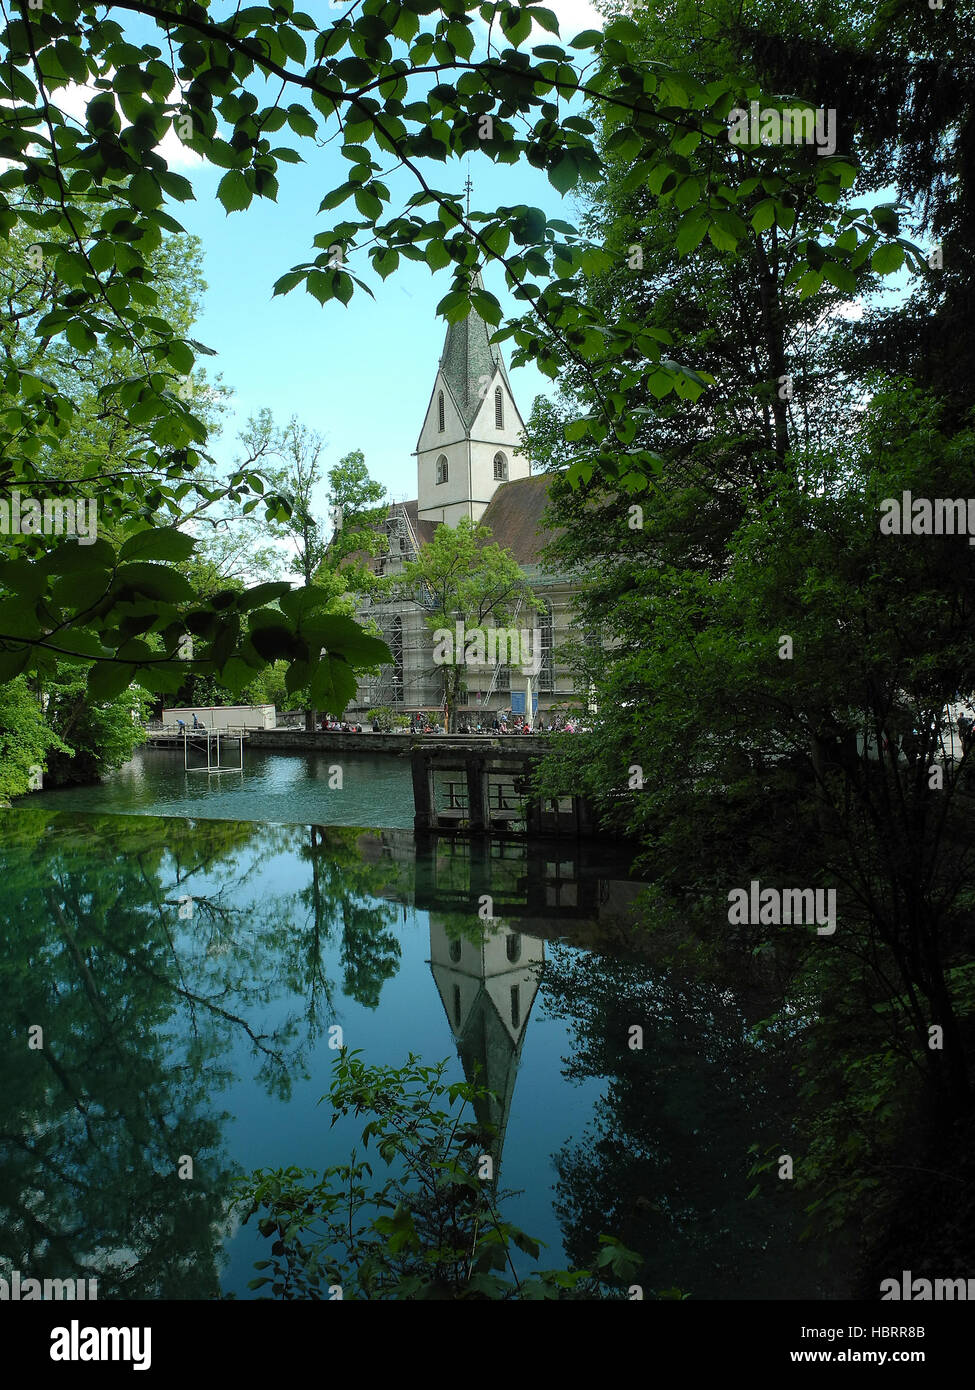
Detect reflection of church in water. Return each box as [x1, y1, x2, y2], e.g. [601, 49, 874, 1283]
[429, 917, 544, 1170]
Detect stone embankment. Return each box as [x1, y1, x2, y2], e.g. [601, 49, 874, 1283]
[247, 730, 559, 755]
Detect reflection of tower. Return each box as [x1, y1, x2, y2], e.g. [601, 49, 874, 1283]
[429, 917, 543, 1174]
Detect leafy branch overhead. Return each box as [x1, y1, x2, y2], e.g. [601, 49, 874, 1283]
[0, 0, 919, 691]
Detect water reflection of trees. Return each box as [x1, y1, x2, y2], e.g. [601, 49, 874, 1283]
[541, 947, 840, 1300]
[291, 826, 402, 1014]
[0, 810, 411, 1298]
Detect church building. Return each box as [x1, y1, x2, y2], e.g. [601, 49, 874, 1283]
[350, 274, 582, 725]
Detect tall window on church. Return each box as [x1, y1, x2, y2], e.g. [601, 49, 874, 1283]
[495, 387, 504, 429]
[436, 455, 448, 485]
[438, 391, 444, 432]
[493, 452, 507, 481]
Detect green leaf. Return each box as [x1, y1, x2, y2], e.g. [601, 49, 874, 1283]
[279, 586, 338, 622]
[822, 261, 856, 294]
[751, 200, 776, 234]
[707, 222, 737, 252]
[548, 152, 578, 195]
[40, 538, 115, 574]
[871, 243, 905, 276]
[287, 105, 317, 138]
[647, 369, 674, 399]
[0, 645, 32, 681]
[273, 270, 305, 297]
[119, 527, 196, 563]
[675, 213, 708, 256]
[304, 614, 392, 666]
[87, 662, 138, 701]
[65, 319, 98, 352]
[113, 562, 195, 603]
[218, 170, 252, 214]
[238, 582, 291, 610]
[309, 652, 357, 714]
[129, 170, 162, 211]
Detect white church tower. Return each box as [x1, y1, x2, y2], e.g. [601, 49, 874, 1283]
[415, 271, 530, 526]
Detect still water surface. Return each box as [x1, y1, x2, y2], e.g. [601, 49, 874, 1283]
[28, 745, 415, 827]
[1, 751, 841, 1298]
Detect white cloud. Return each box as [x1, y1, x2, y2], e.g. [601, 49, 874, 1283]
[473, 0, 608, 47]
[42, 77, 203, 172]
[546, 0, 607, 35]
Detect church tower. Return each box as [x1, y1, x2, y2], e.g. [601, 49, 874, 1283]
[415, 271, 530, 526]
[429, 915, 544, 1177]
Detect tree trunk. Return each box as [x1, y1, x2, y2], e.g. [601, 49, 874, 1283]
[922, 947, 972, 1117]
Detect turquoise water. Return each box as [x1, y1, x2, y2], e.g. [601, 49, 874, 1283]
[28, 745, 416, 827]
[0, 754, 842, 1299]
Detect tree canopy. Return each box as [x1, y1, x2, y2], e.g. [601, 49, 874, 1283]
[0, 0, 927, 717]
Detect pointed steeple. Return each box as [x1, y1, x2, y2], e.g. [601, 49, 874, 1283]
[428, 916, 544, 1179]
[415, 266, 530, 526]
[438, 271, 513, 433]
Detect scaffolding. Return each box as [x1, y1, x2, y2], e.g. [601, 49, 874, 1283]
[183, 729, 244, 773]
[356, 508, 566, 713]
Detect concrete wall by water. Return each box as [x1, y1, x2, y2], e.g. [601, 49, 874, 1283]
[247, 731, 554, 756]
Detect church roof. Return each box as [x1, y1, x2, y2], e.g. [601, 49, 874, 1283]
[439, 271, 514, 433]
[479, 475, 560, 565]
[402, 498, 438, 548]
[337, 477, 559, 572]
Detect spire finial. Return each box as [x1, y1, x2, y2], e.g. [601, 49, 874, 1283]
[464, 169, 472, 222]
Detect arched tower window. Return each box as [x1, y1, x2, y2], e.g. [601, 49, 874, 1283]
[494, 386, 504, 429]
[493, 451, 507, 481]
[438, 391, 445, 432]
[449, 939, 462, 964]
[436, 455, 448, 485]
[510, 984, 520, 1029]
[505, 932, 521, 963]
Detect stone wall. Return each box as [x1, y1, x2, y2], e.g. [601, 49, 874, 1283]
[247, 731, 556, 756]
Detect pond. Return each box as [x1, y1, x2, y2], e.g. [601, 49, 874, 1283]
[27, 745, 416, 828]
[0, 750, 844, 1299]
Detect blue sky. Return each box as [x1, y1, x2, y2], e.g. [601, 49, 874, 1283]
[103, 0, 909, 515]
[163, 0, 606, 506]
[179, 150, 577, 501]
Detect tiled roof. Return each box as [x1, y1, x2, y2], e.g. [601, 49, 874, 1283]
[338, 478, 559, 573]
[439, 270, 513, 432]
[402, 498, 438, 547]
[479, 475, 559, 566]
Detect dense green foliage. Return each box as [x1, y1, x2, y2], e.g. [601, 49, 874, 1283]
[522, 0, 975, 1280]
[2, 0, 972, 1295]
[0, 677, 64, 800]
[238, 1050, 647, 1300]
[0, 810, 425, 1295]
[0, 0, 917, 716]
